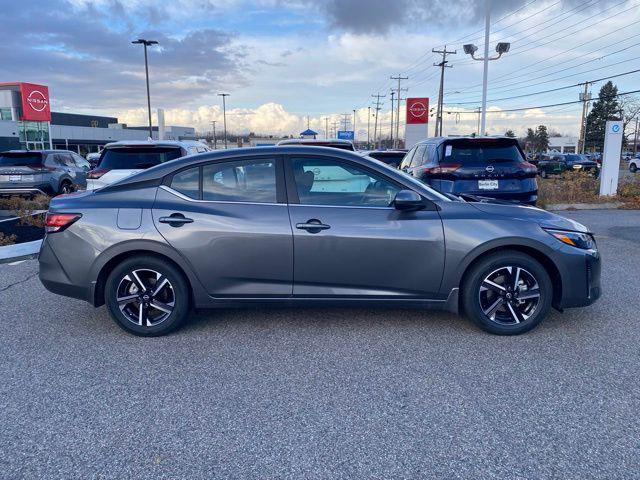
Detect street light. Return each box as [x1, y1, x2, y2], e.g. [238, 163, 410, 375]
[218, 93, 230, 149]
[131, 39, 158, 139]
[461, 1, 510, 136]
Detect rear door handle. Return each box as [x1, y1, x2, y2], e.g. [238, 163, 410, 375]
[159, 214, 194, 227]
[296, 219, 331, 233]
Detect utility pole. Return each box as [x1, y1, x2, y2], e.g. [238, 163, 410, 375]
[476, 107, 481, 136]
[210, 120, 217, 150]
[331, 120, 339, 138]
[353, 109, 357, 142]
[367, 107, 371, 148]
[390, 91, 395, 147]
[341, 113, 351, 131]
[218, 93, 230, 149]
[390, 75, 408, 148]
[634, 117, 639, 155]
[432, 46, 456, 137]
[578, 82, 592, 154]
[325, 117, 329, 139]
[371, 93, 385, 149]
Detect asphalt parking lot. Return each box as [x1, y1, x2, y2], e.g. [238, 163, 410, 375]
[1, 209, 639, 479]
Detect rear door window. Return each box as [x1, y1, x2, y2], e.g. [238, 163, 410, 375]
[202, 158, 277, 203]
[171, 167, 200, 199]
[99, 147, 183, 170]
[400, 148, 415, 170]
[410, 145, 427, 167]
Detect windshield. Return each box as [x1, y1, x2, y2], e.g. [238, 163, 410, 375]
[0, 153, 43, 166]
[444, 139, 524, 165]
[99, 147, 183, 170]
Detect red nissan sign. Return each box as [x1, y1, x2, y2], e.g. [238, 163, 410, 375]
[19, 83, 51, 121]
[406, 97, 429, 124]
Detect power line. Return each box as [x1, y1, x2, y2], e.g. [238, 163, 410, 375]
[447, 67, 640, 106]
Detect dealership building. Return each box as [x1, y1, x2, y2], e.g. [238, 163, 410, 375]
[0, 82, 196, 155]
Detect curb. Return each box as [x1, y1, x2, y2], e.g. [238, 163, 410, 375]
[0, 240, 42, 264]
[546, 202, 624, 211]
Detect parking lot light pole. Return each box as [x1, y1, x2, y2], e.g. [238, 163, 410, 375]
[218, 93, 230, 149]
[132, 39, 158, 139]
[462, 2, 510, 136]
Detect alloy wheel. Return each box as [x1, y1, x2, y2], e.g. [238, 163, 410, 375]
[116, 269, 175, 327]
[478, 266, 541, 325]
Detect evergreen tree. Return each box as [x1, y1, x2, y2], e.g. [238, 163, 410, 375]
[525, 128, 536, 152]
[585, 81, 621, 152]
[504, 129, 516, 138]
[535, 125, 549, 152]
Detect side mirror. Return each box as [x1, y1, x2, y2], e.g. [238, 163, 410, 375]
[393, 190, 423, 211]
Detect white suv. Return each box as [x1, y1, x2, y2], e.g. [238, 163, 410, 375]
[87, 140, 211, 190]
[629, 155, 639, 173]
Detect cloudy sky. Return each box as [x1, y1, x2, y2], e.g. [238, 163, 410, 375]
[1, 0, 638, 139]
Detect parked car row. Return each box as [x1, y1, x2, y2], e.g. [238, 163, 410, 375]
[537, 153, 599, 178]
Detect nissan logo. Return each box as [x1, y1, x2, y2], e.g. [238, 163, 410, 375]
[27, 90, 48, 112]
[485, 165, 495, 173]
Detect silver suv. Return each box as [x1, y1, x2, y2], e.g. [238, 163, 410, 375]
[87, 140, 211, 190]
[0, 150, 89, 196]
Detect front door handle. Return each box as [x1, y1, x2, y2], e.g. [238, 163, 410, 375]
[159, 213, 194, 227]
[296, 219, 331, 233]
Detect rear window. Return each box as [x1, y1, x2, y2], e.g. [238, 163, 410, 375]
[443, 140, 524, 165]
[99, 147, 183, 170]
[0, 153, 43, 166]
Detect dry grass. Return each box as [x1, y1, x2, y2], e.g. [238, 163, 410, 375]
[537, 171, 640, 209]
[0, 232, 17, 246]
[0, 194, 50, 228]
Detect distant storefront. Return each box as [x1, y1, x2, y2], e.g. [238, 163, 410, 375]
[0, 82, 196, 155]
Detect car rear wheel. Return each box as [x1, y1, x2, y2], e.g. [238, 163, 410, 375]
[105, 256, 190, 336]
[630, 163, 638, 173]
[539, 169, 547, 178]
[59, 181, 73, 195]
[462, 251, 552, 335]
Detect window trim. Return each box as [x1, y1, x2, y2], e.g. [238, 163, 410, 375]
[283, 154, 408, 208]
[165, 155, 286, 204]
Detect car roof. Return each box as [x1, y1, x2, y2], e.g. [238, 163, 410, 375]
[276, 138, 354, 146]
[412, 136, 518, 146]
[100, 146, 410, 190]
[1, 149, 75, 154]
[103, 140, 207, 149]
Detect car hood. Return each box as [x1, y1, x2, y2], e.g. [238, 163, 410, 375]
[469, 201, 589, 233]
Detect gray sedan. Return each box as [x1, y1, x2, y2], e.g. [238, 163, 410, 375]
[38, 146, 601, 336]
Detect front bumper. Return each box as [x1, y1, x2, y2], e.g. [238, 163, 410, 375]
[556, 247, 601, 309]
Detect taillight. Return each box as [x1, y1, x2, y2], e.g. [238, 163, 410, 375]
[45, 213, 81, 233]
[518, 161, 538, 174]
[432, 163, 462, 174]
[87, 168, 110, 179]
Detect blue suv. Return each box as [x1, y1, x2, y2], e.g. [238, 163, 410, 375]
[400, 137, 538, 205]
[0, 150, 89, 196]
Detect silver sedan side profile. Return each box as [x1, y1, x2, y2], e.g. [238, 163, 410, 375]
[39, 146, 601, 336]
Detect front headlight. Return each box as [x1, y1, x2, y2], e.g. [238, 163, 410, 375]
[545, 228, 596, 250]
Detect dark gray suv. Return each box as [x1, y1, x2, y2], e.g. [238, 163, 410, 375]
[0, 150, 89, 196]
[39, 146, 600, 336]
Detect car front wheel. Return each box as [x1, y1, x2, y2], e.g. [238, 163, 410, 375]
[630, 163, 638, 173]
[462, 251, 552, 335]
[105, 256, 190, 336]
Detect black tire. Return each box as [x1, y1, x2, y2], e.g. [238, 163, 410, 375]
[462, 250, 552, 335]
[59, 180, 73, 195]
[105, 255, 190, 336]
[630, 163, 638, 173]
[540, 170, 547, 178]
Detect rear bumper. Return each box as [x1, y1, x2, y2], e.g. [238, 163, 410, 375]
[38, 238, 92, 303]
[424, 178, 538, 205]
[0, 182, 53, 196]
